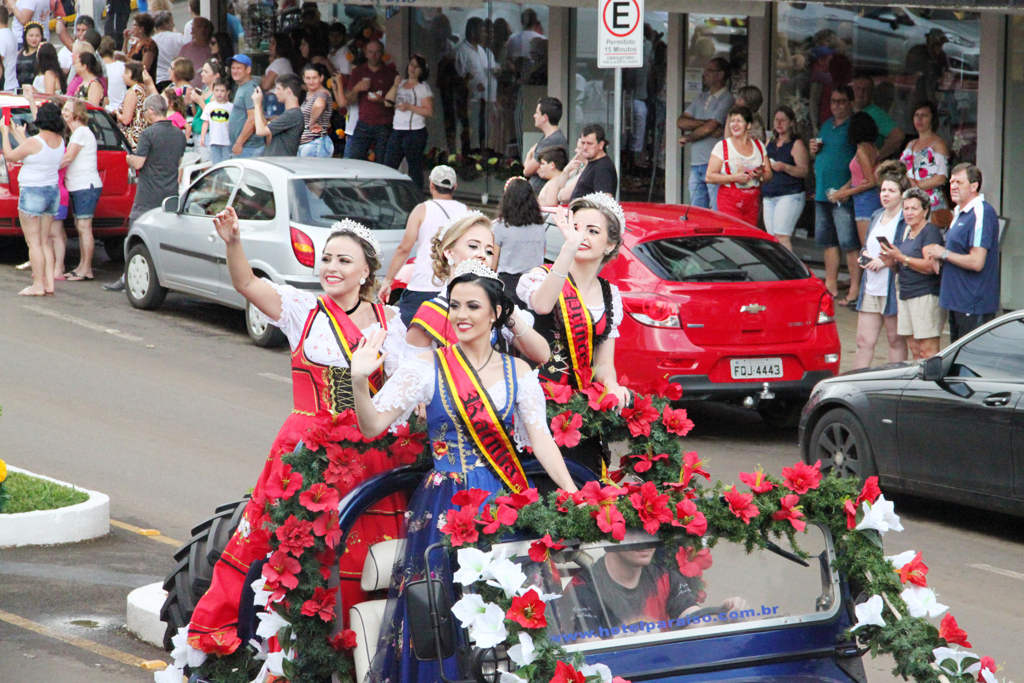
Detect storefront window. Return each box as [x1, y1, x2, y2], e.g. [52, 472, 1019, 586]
[410, 3, 549, 200]
[774, 3, 979, 164]
[621, 13, 668, 202]
[570, 9, 614, 152]
[1001, 17, 1024, 311]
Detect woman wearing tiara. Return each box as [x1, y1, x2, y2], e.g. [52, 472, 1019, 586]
[517, 193, 630, 477]
[187, 208, 412, 652]
[352, 260, 578, 683]
[406, 210, 550, 363]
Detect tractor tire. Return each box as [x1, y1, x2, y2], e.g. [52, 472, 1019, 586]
[158, 496, 251, 650]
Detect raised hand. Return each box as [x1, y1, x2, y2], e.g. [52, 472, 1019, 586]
[553, 206, 584, 251]
[351, 330, 388, 379]
[213, 207, 241, 244]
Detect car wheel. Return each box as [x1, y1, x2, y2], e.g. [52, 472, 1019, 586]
[125, 243, 168, 310]
[809, 409, 876, 479]
[158, 497, 250, 650]
[246, 300, 287, 348]
[757, 399, 802, 430]
[103, 237, 125, 263]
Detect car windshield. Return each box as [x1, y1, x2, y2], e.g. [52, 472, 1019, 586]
[7, 106, 128, 151]
[289, 178, 420, 231]
[489, 524, 838, 652]
[631, 236, 810, 283]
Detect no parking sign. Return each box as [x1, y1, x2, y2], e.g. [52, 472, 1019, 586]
[597, 0, 644, 68]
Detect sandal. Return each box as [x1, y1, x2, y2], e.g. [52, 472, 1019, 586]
[66, 273, 94, 281]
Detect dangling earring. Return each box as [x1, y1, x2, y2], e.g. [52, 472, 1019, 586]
[359, 277, 366, 285]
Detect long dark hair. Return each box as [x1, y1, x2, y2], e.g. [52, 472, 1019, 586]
[447, 274, 514, 333]
[35, 44, 67, 94]
[495, 177, 544, 227]
[211, 31, 235, 61]
[272, 32, 303, 74]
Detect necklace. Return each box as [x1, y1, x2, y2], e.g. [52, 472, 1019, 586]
[344, 300, 361, 316]
[463, 345, 494, 372]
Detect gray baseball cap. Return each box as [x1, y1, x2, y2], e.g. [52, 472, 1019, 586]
[429, 165, 457, 189]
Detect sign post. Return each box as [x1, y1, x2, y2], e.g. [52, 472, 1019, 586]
[597, 0, 644, 200]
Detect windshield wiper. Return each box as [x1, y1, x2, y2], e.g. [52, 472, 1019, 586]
[678, 269, 749, 281]
[764, 539, 809, 567]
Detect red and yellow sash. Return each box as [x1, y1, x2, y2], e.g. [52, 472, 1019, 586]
[318, 296, 387, 395]
[436, 346, 529, 493]
[548, 265, 595, 390]
[411, 298, 458, 347]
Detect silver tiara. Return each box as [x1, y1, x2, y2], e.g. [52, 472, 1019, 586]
[452, 258, 500, 282]
[435, 210, 489, 245]
[578, 193, 627, 231]
[330, 219, 383, 260]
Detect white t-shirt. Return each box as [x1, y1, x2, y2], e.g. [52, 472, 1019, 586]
[0, 27, 17, 91]
[104, 60, 127, 107]
[182, 18, 193, 42]
[454, 40, 487, 98]
[152, 31, 188, 83]
[201, 101, 233, 146]
[65, 125, 102, 192]
[505, 29, 543, 62]
[710, 138, 765, 189]
[329, 48, 350, 76]
[266, 57, 292, 77]
[12, 0, 49, 45]
[58, 45, 72, 71]
[392, 81, 432, 131]
[864, 211, 902, 297]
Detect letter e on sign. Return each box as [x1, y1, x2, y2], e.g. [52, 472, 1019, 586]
[597, 0, 644, 68]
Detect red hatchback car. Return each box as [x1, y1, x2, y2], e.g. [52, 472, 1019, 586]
[0, 94, 136, 259]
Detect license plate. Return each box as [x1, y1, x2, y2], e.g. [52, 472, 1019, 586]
[730, 358, 784, 380]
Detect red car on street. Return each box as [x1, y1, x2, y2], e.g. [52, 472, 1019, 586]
[0, 94, 136, 259]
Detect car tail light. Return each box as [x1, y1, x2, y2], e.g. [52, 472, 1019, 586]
[623, 294, 680, 328]
[290, 226, 316, 268]
[817, 292, 835, 325]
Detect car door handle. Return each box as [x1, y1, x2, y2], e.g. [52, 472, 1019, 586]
[982, 393, 1012, 407]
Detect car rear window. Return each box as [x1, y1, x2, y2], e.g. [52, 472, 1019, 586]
[289, 178, 420, 231]
[8, 107, 128, 151]
[631, 236, 810, 283]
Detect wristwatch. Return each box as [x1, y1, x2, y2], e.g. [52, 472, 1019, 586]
[941, 250, 950, 261]
[903, 256, 910, 266]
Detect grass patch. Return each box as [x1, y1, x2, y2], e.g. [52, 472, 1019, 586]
[0, 472, 89, 514]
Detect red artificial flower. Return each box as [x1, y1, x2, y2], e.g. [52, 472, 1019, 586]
[620, 395, 660, 437]
[574, 366, 596, 389]
[313, 509, 343, 549]
[451, 488, 491, 512]
[542, 381, 573, 404]
[195, 630, 242, 656]
[263, 550, 302, 591]
[550, 661, 586, 683]
[629, 482, 674, 534]
[591, 504, 626, 540]
[573, 480, 627, 507]
[506, 588, 547, 629]
[606, 468, 626, 484]
[623, 451, 669, 474]
[681, 452, 710, 486]
[653, 376, 683, 401]
[300, 412, 335, 451]
[555, 489, 574, 513]
[529, 534, 567, 562]
[316, 548, 337, 581]
[495, 489, 539, 510]
[584, 380, 618, 411]
[324, 446, 363, 489]
[300, 483, 341, 513]
[389, 423, 426, 464]
[676, 546, 713, 578]
[662, 406, 695, 436]
[612, 678, 633, 683]
[265, 461, 304, 501]
[275, 515, 315, 557]
[843, 499, 858, 530]
[724, 485, 760, 524]
[551, 411, 584, 448]
[738, 466, 775, 494]
[478, 503, 518, 534]
[440, 506, 479, 546]
[332, 409, 365, 443]
[938, 613, 972, 648]
[781, 460, 822, 494]
[330, 629, 358, 651]
[856, 476, 882, 506]
[301, 586, 338, 622]
[674, 499, 707, 536]
[771, 494, 806, 531]
[895, 551, 929, 587]
[978, 657, 997, 678]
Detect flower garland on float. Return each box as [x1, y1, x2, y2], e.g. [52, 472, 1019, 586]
[437, 374, 1013, 683]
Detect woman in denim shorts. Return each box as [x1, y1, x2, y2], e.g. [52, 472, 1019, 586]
[1, 101, 66, 296]
[61, 100, 105, 281]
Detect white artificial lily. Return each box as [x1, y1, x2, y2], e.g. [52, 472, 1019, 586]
[932, 646, 981, 677]
[855, 495, 903, 536]
[508, 632, 537, 667]
[153, 664, 185, 683]
[980, 669, 998, 683]
[469, 602, 508, 648]
[536, 591, 562, 603]
[452, 593, 490, 630]
[500, 672, 530, 683]
[256, 608, 291, 640]
[249, 638, 269, 662]
[849, 595, 886, 632]
[902, 585, 947, 618]
[580, 662, 613, 682]
[454, 547, 494, 586]
[483, 557, 528, 599]
[169, 626, 208, 669]
[886, 550, 917, 569]
[251, 576, 278, 608]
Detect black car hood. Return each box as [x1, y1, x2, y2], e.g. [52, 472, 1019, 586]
[835, 361, 918, 381]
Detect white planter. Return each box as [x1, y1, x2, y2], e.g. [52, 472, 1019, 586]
[0, 466, 110, 547]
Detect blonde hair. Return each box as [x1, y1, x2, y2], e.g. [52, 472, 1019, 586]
[73, 41, 95, 56]
[68, 99, 90, 124]
[430, 214, 493, 283]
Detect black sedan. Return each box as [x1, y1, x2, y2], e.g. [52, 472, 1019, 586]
[799, 311, 1024, 517]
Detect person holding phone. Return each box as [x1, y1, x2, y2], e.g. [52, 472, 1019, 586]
[851, 160, 909, 369]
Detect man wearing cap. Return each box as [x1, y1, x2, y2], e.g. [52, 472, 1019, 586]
[906, 28, 950, 105]
[378, 165, 466, 325]
[228, 54, 264, 158]
[343, 39, 399, 161]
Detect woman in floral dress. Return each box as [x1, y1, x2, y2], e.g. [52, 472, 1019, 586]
[900, 100, 950, 211]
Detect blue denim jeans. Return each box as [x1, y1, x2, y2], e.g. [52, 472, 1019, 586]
[688, 164, 718, 210]
[814, 201, 859, 252]
[344, 121, 393, 161]
[398, 288, 438, 327]
[299, 136, 335, 158]
[210, 144, 232, 165]
[384, 127, 429, 190]
[19, 185, 60, 216]
[233, 145, 264, 160]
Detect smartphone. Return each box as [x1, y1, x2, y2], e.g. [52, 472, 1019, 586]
[876, 236, 892, 250]
[858, 254, 872, 267]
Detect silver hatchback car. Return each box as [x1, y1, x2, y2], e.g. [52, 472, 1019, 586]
[123, 158, 420, 346]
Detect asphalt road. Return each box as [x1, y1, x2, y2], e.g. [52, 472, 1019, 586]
[1, 245, 1021, 682]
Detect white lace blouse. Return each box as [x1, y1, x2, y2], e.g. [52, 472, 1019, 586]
[515, 270, 624, 339]
[371, 355, 551, 450]
[264, 281, 410, 376]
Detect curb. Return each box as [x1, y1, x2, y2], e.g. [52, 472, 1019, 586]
[0, 466, 110, 547]
[127, 582, 168, 648]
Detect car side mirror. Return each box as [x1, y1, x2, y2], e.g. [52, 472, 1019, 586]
[920, 356, 943, 382]
[162, 195, 180, 213]
[405, 578, 457, 661]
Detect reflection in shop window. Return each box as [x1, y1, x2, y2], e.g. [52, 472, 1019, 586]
[774, 3, 978, 164]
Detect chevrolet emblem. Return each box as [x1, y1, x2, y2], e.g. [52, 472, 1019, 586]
[740, 304, 766, 313]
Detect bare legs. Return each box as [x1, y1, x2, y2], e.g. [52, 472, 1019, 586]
[854, 312, 907, 369]
[823, 246, 840, 296]
[844, 249, 861, 303]
[71, 217, 95, 278]
[775, 234, 793, 251]
[51, 220, 66, 279]
[906, 335, 940, 360]
[19, 212, 55, 295]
